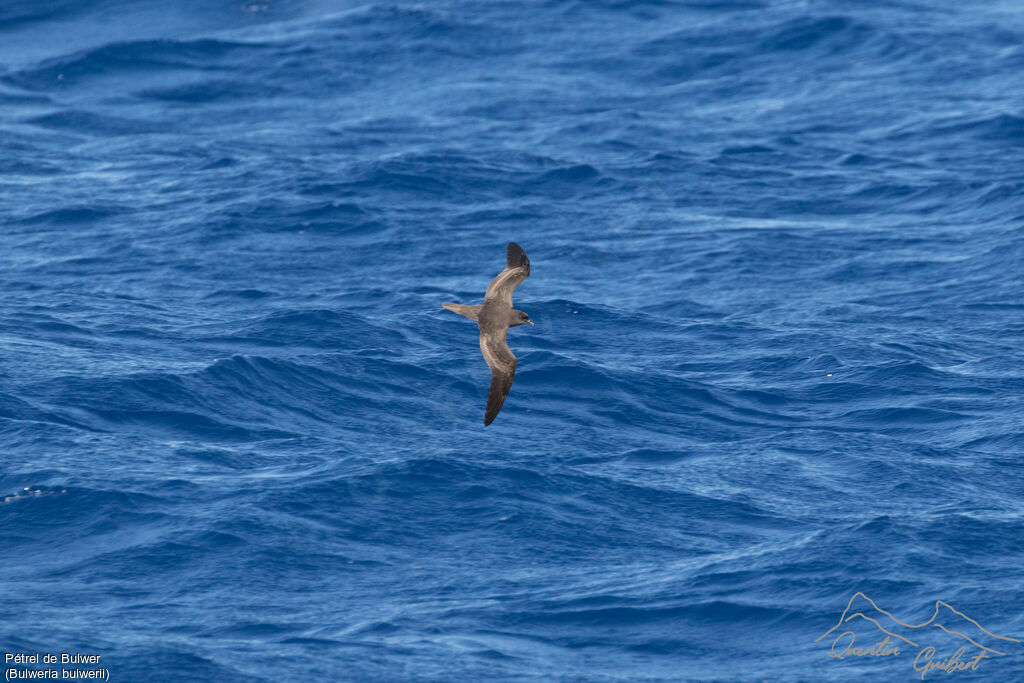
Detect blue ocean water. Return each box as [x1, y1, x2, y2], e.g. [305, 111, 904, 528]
[2, 0, 1023, 680]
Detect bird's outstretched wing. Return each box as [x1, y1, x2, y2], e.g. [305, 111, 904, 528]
[480, 328, 517, 426]
[484, 242, 530, 307]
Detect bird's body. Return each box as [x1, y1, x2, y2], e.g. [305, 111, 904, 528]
[443, 243, 533, 425]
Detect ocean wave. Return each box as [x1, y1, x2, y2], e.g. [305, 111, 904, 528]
[4, 38, 266, 91]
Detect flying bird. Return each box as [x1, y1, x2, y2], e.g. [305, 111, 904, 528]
[443, 242, 533, 426]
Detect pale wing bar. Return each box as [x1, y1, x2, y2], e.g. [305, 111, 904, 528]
[484, 363, 517, 426]
[484, 242, 531, 307]
[480, 330, 517, 426]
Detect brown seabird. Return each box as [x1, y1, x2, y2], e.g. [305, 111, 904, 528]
[443, 242, 533, 426]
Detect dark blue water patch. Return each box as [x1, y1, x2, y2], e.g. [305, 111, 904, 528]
[317, 4, 526, 59]
[194, 309, 411, 350]
[886, 112, 1024, 151]
[265, 455, 796, 559]
[198, 156, 239, 170]
[109, 651, 255, 683]
[90, 408, 291, 441]
[961, 432, 1024, 452]
[18, 205, 131, 226]
[759, 16, 865, 53]
[203, 288, 275, 300]
[618, 447, 697, 464]
[0, 486, 165, 550]
[279, 201, 387, 235]
[0, 0, 85, 29]
[3, 38, 267, 91]
[24, 109, 165, 136]
[0, 391, 95, 432]
[926, 112, 1024, 144]
[921, 514, 1024, 556]
[292, 201, 373, 221]
[838, 406, 971, 429]
[843, 359, 960, 387]
[25, 369, 297, 442]
[136, 78, 283, 104]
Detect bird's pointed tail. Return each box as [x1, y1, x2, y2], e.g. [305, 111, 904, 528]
[442, 303, 482, 321]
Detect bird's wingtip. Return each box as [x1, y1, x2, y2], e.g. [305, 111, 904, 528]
[506, 242, 529, 269]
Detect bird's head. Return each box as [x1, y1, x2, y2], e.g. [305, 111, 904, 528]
[514, 310, 534, 327]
